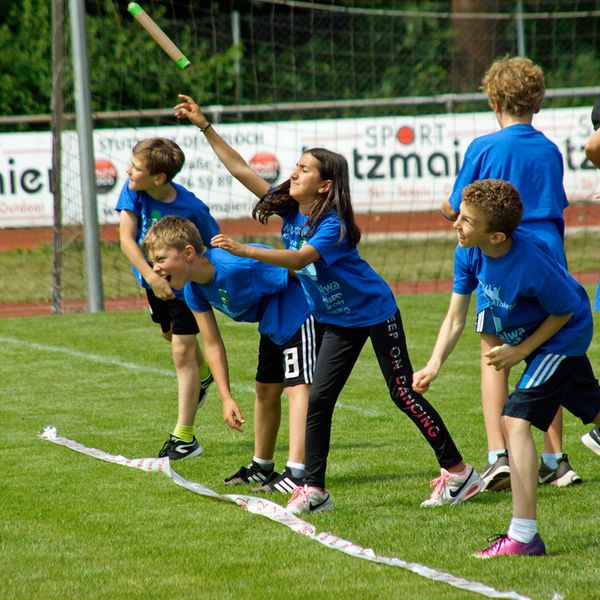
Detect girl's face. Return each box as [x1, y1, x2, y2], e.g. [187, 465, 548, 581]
[289, 153, 331, 203]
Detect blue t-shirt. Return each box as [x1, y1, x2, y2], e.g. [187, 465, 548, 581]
[115, 181, 219, 297]
[448, 124, 569, 312]
[281, 209, 398, 327]
[183, 247, 310, 346]
[453, 231, 592, 356]
[449, 124, 568, 232]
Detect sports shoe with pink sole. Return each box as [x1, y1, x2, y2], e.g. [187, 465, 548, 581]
[287, 484, 333, 515]
[420, 465, 484, 507]
[473, 533, 546, 558]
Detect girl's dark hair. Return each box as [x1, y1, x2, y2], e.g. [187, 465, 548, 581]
[252, 147, 361, 246]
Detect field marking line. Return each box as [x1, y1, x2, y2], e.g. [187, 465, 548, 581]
[0, 335, 254, 393]
[39, 426, 545, 600]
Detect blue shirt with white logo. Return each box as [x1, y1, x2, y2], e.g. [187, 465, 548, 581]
[453, 231, 592, 355]
[115, 181, 219, 297]
[281, 209, 397, 327]
[183, 246, 310, 346]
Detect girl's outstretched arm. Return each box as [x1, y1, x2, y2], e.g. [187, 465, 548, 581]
[211, 233, 320, 271]
[175, 94, 270, 199]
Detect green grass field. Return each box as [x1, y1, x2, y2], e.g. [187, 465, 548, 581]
[2, 291, 600, 599]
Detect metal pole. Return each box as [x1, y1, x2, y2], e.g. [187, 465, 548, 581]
[51, 0, 64, 314]
[516, 0, 526, 56]
[68, 0, 104, 312]
[231, 10, 242, 120]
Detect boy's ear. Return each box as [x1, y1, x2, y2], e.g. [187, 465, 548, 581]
[153, 172, 168, 186]
[183, 244, 196, 261]
[489, 231, 508, 245]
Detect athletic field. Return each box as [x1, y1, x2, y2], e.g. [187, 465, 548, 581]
[2, 290, 599, 599]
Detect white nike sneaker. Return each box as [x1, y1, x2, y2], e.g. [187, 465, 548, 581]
[287, 484, 334, 515]
[420, 465, 483, 507]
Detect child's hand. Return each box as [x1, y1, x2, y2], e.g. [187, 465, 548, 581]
[412, 365, 438, 394]
[174, 94, 209, 130]
[211, 234, 247, 257]
[485, 343, 521, 370]
[148, 273, 175, 300]
[222, 398, 245, 433]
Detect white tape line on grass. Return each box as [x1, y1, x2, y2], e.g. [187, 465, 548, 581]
[2, 336, 254, 394]
[39, 426, 536, 600]
[1, 336, 174, 377]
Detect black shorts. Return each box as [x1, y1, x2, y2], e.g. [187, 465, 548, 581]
[146, 288, 199, 336]
[256, 316, 322, 387]
[503, 353, 600, 431]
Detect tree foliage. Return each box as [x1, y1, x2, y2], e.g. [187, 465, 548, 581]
[0, 0, 598, 128]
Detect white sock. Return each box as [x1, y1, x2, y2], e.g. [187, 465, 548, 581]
[286, 461, 305, 478]
[508, 518, 538, 544]
[488, 449, 507, 464]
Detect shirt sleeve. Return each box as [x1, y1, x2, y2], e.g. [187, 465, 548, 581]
[452, 245, 478, 295]
[305, 215, 346, 265]
[183, 282, 211, 313]
[115, 182, 138, 213]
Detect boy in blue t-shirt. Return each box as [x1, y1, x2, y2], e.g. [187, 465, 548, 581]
[441, 56, 577, 491]
[116, 138, 219, 460]
[414, 179, 600, 557]
[142, 216, 321, 494]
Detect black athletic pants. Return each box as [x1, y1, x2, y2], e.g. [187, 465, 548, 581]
[304, 309, 464, 488]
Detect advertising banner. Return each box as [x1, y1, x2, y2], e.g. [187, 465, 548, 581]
[0, 106, 598, 228]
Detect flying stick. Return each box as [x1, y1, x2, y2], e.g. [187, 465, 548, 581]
[127, 2, 191, 70]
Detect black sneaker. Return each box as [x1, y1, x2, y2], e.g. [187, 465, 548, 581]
[581, 426, 600, 457]
[158, 435, 203, 460]
[253, 467, 303, 493]
[199, 372, 214, 408]
[538, 453, 582, 487]
[480, 452, 511, 492]
[223, 461, 276, 485]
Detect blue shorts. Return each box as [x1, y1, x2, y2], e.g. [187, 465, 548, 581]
[475, 307, 496, 335]
[503, 353, 600, 431]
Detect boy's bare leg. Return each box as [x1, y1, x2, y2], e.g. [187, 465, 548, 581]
[171, 333, 201, 426]
[254, 381, 283, 460]
[480, 334, 510, 452]
[543, 407, 563, 454]
[285, 383, 310, 465]
[504, 415, 538, 520]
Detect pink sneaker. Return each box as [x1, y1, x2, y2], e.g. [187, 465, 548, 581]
[287, 484, 333, 515]
[473, 533, 546, 558]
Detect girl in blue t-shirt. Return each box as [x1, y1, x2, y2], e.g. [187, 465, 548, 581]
[174, 95, 484, 514]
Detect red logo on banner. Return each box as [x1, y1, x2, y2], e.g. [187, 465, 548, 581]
[396, 127, 415, 145]
[249, 152, 280, 184]
[95, 159, 118, 193]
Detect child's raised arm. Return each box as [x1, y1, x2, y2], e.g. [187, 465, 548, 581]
[175, 94, 271, 199]
[412, 292, 471, 393]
